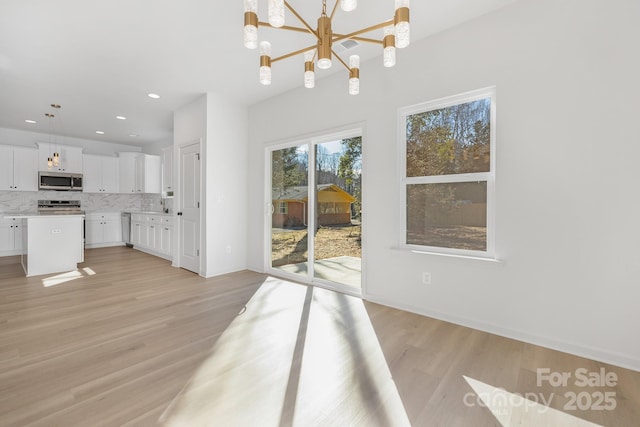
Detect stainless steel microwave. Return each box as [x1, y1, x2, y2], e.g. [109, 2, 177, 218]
[38, 171, 83, 191]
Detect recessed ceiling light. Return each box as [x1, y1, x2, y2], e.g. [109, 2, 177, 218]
[116, 115, 127, 120]
[25, 119, 37, 124]
[147, 93, 160, 99]
[129, 133, 138, 137]
[96, 130, 105, 135]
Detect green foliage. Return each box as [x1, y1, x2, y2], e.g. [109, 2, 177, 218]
[406, 98, 490, 177]
[338, 137, 362, 219]
[272, 147, 305, 196]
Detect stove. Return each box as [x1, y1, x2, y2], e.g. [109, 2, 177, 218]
[37, 199, 84, 214]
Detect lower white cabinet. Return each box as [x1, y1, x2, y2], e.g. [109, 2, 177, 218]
[85, 213, 122, 248]
[0, 218, 23, 255]
[131, 213, 173, 259]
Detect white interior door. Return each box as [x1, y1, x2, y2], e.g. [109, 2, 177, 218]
[179, 143, 201, 274]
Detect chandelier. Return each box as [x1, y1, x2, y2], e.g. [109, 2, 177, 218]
[243, 0, 410, 95]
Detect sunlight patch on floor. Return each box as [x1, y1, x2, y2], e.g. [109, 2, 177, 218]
[42, 270, 83, 287]
[160, 277, 409, 427]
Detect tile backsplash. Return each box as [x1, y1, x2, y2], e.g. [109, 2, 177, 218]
[0, 191, 166, 213]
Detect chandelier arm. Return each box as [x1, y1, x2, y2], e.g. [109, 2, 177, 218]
[284, 1, 321, 41]
[332, 19, 394, 43]
[329, 0, 340, 20]
[258, 21, 318, 37]
[273, 44, 320, 63]
[331, 50, 352, 72]
[332, 34, 383, 45]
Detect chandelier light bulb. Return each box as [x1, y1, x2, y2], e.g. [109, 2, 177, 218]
[304, 50, 315, 88]
[341, 0, 357, 12]
[244, 0, 259, 49]
[394, 0, 411, 48]
[317, 58, 332, 69]
[349, 55, 360, 95]
[383, 26, 396, 67]
[268, 0, 285, 28]
[259, 41, 272, 85]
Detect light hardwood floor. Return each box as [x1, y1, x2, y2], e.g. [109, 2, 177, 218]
[0, 247, 638, 426]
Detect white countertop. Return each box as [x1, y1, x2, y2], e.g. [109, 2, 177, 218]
[125, 210, 173, 216]
[3, 212, 86, 219]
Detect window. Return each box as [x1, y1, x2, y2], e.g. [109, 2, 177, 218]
[400, 87, 495, 257]
[278, 201, 288, 214]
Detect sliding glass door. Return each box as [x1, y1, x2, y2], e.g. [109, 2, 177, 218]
[270, 145, 309, 279]
[268, 131, 362, 293]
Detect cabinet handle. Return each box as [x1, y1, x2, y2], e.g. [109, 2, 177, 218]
[164, 227, 169, 231]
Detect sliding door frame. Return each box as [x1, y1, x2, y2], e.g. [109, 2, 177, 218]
[264, 123, 366, 297]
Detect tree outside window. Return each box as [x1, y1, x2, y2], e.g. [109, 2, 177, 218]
[400, 88, 495, 256]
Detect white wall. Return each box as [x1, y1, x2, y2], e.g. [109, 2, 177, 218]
[173, 94, 249, 278]
[0, 127, 142, 155]
[204, 94, 249, 277]
[248, 0, 640, 370]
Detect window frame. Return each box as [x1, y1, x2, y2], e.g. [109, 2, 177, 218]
[399, 87, 496, 259]
[277, 201, 288, 215]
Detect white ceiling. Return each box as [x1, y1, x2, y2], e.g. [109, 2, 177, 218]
[0, 0, 518, 147]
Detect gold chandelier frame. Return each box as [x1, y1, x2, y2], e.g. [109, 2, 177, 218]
[244, 0, 411, 94]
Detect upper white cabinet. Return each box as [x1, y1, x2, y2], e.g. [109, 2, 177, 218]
[0, 145, 38, 192]
[137, 154, 161, 194]
[37, 143, 83, 173]
[118, 152, 137, 193]
[162, 146, 173, 195]
[118, 152, 161, 194]
[83, 154, 119, 193]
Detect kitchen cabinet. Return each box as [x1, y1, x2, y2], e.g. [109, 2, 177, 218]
[118, 152, 161, 194]
[85, 213, 122, 248]
[0, 218, 23, 255]
[0, 145, 38, 192]
[118, 152, 137, 193]
[130, 213, 173, 259]
[137, 154, 161, 194]
[37, 143, 83, 173]
[162, 146, 173, 195]
[83, 155, 119, 193]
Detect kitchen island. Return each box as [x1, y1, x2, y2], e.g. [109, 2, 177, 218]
[3, 212, 84, 277]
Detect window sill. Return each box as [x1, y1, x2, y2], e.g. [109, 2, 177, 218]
[391, 246, 504, 264]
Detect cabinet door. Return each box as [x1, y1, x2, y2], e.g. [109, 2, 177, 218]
[131, 222, 142, 245]
[101, 157, 119, 193]
[85, 219, 103, 245]
[103, 217, 122, 243]
[0, 221, 13, 251]
[12, 147, 38, 192]
[60, 146, 83, 173]
[12, 220, 22, 251]
[146, 224, 157, 249]
[119, 156, 137, 193]
[0, 146, 13, 191]
[135, 155, 145, 193]
[83, 155, 102, 193]
[162, 147, 173, 193]
[145, 155, 162, 194]
[159, 226, 172, 255]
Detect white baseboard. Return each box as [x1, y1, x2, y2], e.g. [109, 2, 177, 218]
[364, 292, 640, 372]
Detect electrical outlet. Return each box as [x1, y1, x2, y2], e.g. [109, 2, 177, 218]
[226, 245, 232, 254]
[422, 272, 432, 285]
